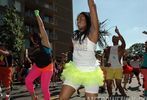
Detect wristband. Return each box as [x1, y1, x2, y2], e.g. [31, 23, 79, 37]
[34, 10, 39, 16]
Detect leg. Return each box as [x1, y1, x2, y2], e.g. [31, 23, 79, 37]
[112, 80, 117, 91]
[59, 85, 76, 100]
[123, 74, 129, 90]
[51, 72, 56, 88]
[134, 68, 141, 86]
[85, 85, 99, 100]
[41, 71, 53, 100]
[129, 73, 133, 84]
[136, 74, 141, 86]
[106, 80, 113, 96]
[25, 64, 41, 99]
[105, 68, 114, 96]
[3, 67, 12, 99]
[115, 79, 126, 96]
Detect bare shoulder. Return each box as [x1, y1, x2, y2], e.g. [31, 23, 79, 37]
[118, 45, 125, 51]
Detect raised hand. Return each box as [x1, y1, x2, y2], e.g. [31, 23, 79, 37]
[115, 26, 119, 34]
[142, 31, 147, 35]
[88, 0, 99, 43]
[114, 26, 126, 49]
[34, 10, 39, 16]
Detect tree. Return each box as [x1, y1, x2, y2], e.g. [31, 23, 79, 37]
[98, 20, 110, 49]
[0, 6, 25, 64]
[127, 43, 145, 56]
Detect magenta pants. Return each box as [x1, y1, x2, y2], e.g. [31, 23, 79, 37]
[25, 64, 53, 100]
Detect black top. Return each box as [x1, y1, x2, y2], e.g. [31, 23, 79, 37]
[29, 45, 52, 68]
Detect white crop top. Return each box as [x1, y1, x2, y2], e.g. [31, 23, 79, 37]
[72, 37, 100, 72]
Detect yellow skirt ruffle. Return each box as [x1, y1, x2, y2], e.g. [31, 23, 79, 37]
[61, 61, 104, 86]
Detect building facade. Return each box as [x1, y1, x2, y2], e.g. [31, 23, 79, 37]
[0, 0, 73, 58]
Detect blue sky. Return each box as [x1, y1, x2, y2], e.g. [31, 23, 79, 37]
[73, 0, 147, 49]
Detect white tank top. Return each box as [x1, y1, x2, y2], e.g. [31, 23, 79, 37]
[108, 45, 122, 68]
[72, 37, 100, 72]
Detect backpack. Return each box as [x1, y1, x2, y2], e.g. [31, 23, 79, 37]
[29, 45, 52, 68]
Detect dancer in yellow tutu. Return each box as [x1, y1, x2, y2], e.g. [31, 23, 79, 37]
[59, 0, 104, 100]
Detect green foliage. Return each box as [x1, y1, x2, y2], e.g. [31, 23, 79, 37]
[0, 7, 25, 61]
[98, 20, 110, 48]
[127, 43, 145, 56]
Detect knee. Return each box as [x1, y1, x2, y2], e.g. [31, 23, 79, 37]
[116, 83, 122, 88]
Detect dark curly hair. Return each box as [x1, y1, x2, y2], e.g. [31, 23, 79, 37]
[73, 12, 109, 48]
[73, 12, 91, 44]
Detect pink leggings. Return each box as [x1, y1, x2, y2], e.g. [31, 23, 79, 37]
[25, 64, 53, 100]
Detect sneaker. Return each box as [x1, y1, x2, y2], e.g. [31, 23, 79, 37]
[5, 95, 10, 100]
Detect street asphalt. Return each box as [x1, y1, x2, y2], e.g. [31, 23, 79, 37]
[0, 75, 146, 100]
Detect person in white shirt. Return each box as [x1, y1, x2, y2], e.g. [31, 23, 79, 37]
[104, 26, 127, 97]
[59, 0, 104, 100]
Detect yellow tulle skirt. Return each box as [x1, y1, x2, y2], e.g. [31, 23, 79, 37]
[61, 61, 104, 86]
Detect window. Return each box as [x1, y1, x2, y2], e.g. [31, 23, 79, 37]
[49, 30, 58, 40]
[0, 0, 8, 6]
[14, 1, 21, 12]
[25, 10, 33, 17]
[44, 16, 49, 23]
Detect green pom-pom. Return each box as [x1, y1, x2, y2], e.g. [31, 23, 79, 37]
[34, 10, 39, 16]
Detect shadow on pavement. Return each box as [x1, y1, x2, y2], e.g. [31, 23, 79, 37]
[128, 86, 141, 91]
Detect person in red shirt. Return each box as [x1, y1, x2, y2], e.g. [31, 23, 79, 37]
[0, 43, 13, 100]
